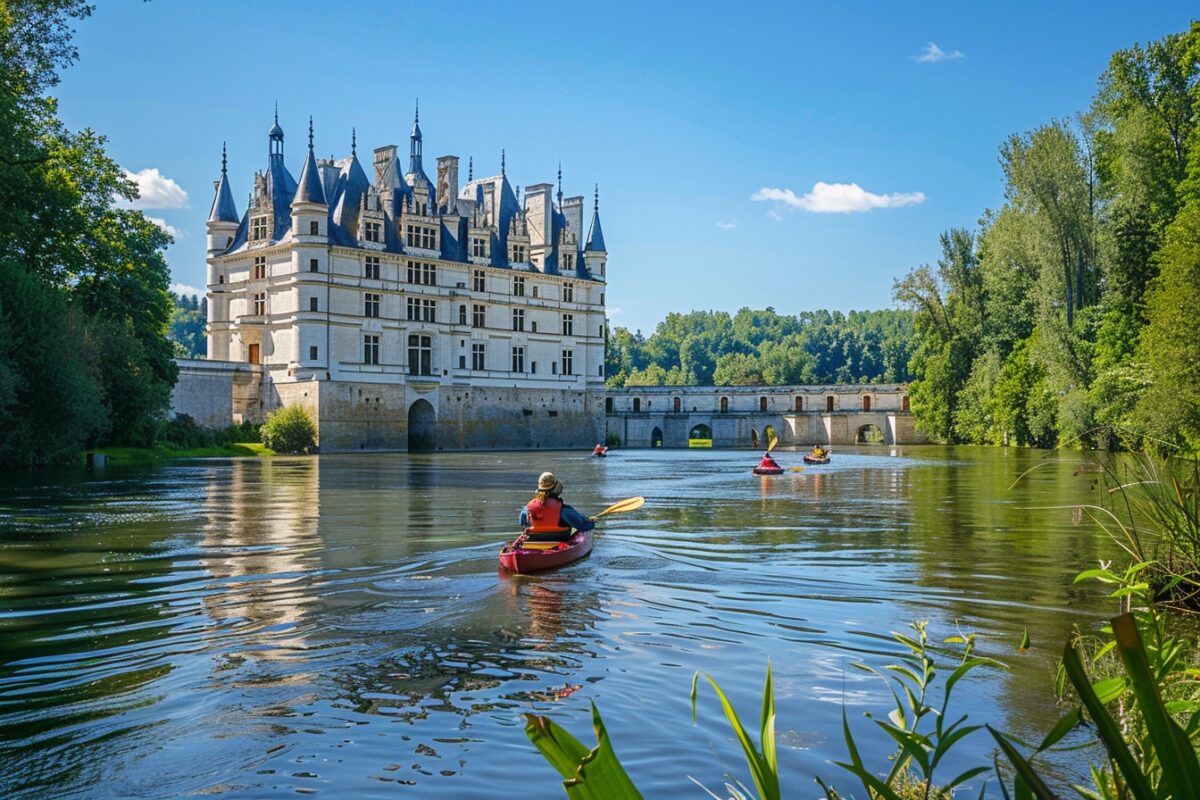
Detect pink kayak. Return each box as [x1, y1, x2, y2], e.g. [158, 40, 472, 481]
[499, 530, 593, 573]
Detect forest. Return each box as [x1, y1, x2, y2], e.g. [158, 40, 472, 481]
[894, 22, 1200, 453]
[0, 1, 177, 466]
[604, 308, 915, 387]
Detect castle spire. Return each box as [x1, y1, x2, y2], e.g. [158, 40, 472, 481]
[351, 127, 356, 157]
[556, 160, 563, 205]
[586, 183, 605, 252]
[501, 148, 506, 177]
[468, 155, 473, 181]
[208, 142, 239, 223]
[268, 102, 284, 158]
[292, 115, 326, 207]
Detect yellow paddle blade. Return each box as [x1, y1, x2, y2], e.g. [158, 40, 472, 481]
[767, 437, 779, 452]
[593, 496, 645, 519]
[788, 466, 806, 472]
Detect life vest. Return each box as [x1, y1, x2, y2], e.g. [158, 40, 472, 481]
[759, 455, 779, 469]
[526, 496, 571, 533]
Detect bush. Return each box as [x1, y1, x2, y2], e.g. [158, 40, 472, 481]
[156, 414, 213, 449]
[260, 406, 316, 454]
[604, 431, 621, 448]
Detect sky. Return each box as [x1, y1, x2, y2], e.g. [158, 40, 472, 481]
[54, 0, 1197, 334]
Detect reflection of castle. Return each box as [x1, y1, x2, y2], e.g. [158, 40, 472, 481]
[202, 108, 607, 451]
[200, 459, 322, 655]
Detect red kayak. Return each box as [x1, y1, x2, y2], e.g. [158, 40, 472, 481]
[752, 466, 784, 475]
[499, 529, 593, 573]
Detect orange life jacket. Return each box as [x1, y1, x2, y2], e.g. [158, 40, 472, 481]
[526, 496, 571, 533]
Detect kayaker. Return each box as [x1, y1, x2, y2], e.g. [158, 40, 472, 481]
[810, 445, 827, 459]
[758, 451, 781, 471]
[519, 472, 595, 541]
[593, 444, 607, 456]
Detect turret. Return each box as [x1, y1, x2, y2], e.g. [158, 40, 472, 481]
[584, 184, 607, 280]
[291, 116, 328, 240]
[207, 143, 239, 264]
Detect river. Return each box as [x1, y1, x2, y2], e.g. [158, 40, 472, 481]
[0, 447, 1118, 798]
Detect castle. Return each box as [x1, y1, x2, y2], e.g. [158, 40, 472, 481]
[203, 108, 608, 451]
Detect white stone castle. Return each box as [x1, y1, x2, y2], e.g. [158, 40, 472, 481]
[203, 107, 608, 450]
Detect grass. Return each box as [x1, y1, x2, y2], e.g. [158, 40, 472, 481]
[89, 442, 274, 463]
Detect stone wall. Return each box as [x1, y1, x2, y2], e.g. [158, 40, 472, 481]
[170, 359, 259, 428]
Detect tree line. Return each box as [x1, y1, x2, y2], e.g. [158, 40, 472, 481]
[895, 22, 1200, 452]
[0, 1, 177, 466]
[170, 294, 207, 358]
[604, 308, 914, 387]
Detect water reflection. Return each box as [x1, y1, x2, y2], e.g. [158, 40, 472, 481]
[0, 447, 1121, 798]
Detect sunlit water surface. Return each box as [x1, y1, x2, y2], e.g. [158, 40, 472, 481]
[0, 447, 1116, 798]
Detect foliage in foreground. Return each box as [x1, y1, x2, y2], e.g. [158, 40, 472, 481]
[259, 406, 317, 454]
[525, 590, 1200, 798]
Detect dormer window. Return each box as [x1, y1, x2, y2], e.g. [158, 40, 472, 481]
[511, 243, 527, 263]
[405, 224, 436, 250]
[251, 216, 268, 241]
[562, 253, 574, 270]
[471, 237, 487, 258]
[364, 221, 382, 243]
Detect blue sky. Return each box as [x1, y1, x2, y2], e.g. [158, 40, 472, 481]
[55, 1, 1196, 334]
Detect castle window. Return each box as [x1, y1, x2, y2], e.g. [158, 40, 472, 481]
[532, 285, 539, 298]
[563, 282, 574, 303]
[513, 276, 525, 296]
[531, 361, 537, 374]
[365, 256, 380, 280]
[251, 216, 268, 241]
[364, 221, 382, 242]
[511, 346, 525, 373]
[562, 253, 574, 270]
[458, 304, 467, 325]
[310, 258, 319, 272]
[472, 343, 486, 371]
[600, 292, 605, 305]
[405, 224, 436, 250]
[795, 396, 803, 412]
[473, 269, 486, 292]
[472, 304, 486, 328]
[406, 260, 436, 285]
[363, 292, 380, 318]
[363, 334, 380, 365]
[561, 313, 574, 336]
[407, 334, 432, 375]
[512, 308, 525, 332]
[406, 297, 436, 322]
[253, 292, 266, 316]
[309, 297, 318, 312]
[561, 349, 574, 376]
[471, 237, 487, 258]
[253, 256, 266, 280]
[309, 346, 318, 361]
[511, 244, 527, 263]
[552, 361, 557, 375]
[720, 397, 729, 413]
[309, 220, 319, 236]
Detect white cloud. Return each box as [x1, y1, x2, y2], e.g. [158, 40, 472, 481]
[914, 42, 964, 63]
[170, 282, 204, 298]
[122, 168, 189, 209]
[767, 209, 784, 222]
[716, 219, 738, 230]
[752, 182, 926, 214]
[146, 216, 183, 239]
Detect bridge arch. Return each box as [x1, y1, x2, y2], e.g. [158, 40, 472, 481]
[688, 423, 712, 446]
[408, 399, 436, 451]
[856, 423, 885, 444]
[651, 426, 664, 447]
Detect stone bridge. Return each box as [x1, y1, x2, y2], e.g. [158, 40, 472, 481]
[605, 384, 926, 447]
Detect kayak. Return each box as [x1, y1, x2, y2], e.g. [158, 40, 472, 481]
[803, 453, 831, 465]
[594, 451, 607, 457]
[499, 529, 593, 573]
[752, 466, 784, 475]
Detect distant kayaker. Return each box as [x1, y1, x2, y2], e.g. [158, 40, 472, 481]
[519, 472, 595, 540]
[758, 451, 781, 471]
[593, 444, 607, 456]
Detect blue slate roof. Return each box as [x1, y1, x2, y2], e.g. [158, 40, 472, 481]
[293, 147, 326, 206]
[208, 168, 239, 223]
[586, 209, 606, 252]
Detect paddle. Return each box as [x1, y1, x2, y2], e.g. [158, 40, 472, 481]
[590, 496, 645, 521]
[767, 437, 778, 452]
[788, 466, 806, 472]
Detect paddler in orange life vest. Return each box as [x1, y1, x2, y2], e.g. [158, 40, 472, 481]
[758, 451, 781, 471]
[519, 472, 595, 541]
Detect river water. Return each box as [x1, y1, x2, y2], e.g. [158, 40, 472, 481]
[0, 447, 1118, 798]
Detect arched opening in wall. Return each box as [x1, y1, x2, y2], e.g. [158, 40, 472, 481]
[633, 398, 641, 413]
[688, 423, 712, 448]
[902, 395, 910, 412]
[605, 397, 614, 413]
[408, 399, 436, 451]
[651, 426, 664, 448]
[862, 395, 872, 411]
[720, 397, 729, 413]
[759, 396, 768, 412]
[856, 423, 885, 445]
[794, 396, 803, 412]
[673, 396, 681, 413]
[825, 395, 834, 413]
[763, 424, 777, 445]
[751, 428, 759, 448]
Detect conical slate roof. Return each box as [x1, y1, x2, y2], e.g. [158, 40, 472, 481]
[208, 144, 239, 223]
[293, 119, 326, 206]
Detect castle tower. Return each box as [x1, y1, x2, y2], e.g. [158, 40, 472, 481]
[291, 116, 328, 240]
[584, 184, 607, 281]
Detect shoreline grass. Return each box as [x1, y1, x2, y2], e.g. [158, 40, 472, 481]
[88, 442, 274, 463]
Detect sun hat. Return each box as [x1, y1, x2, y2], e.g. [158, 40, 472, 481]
[537, 471, 563, 494]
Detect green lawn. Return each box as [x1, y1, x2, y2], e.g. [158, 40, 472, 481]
[90, 442, 275, 463]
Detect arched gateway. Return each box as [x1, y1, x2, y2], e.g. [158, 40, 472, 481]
[408, 399, 436, 451]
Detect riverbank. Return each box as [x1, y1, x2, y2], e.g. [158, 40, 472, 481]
[88, 442, 275, 463]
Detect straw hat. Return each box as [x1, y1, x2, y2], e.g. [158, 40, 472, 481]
[537, 471, 563, 494]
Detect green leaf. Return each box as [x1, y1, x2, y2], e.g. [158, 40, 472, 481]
[523, 705, 644, 800]
[700, 673, 780, 800]
[1062, 640, 1155, 800]
[525, 714, 593, 781]
[1019, 628, 1031, 651]
[988, 726, 1058, 800]
[760, 662, 777, 781]
[946, 765, 990, 790]
[1090, 676, 1124, 705]
[1036, 708, 1082, 753]
[1111, 613, 1200, 800]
